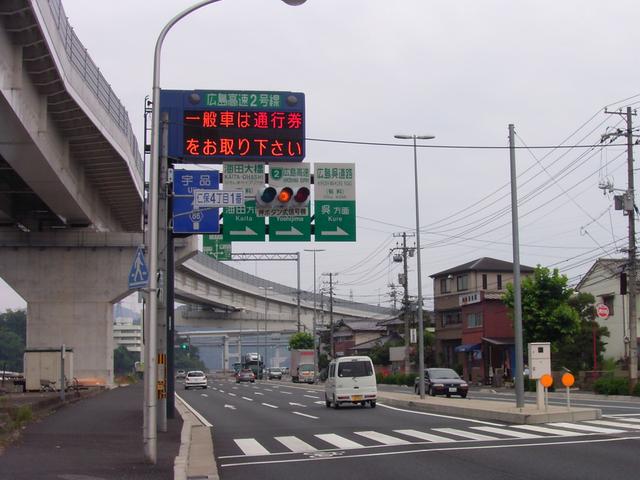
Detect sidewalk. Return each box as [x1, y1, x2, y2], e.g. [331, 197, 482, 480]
[0, 382, 181, 480]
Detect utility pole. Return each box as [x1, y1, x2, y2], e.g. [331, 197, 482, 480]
[322, 273, 336, 358]
[391, 232, 415, 374]
[603, 107, 637, 391]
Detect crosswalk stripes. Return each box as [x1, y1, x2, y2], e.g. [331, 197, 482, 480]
[547, 422, 624, 434]
[508, 424, 583, 437]
[470, 426, 540, 439]
[393, 429, 456, 443]
[275, 436, 317, 453]
[432, 428, 499, 441]
[315, 433, 365, 449]
[586, 420, 640, 430]
[226, 418, 640, 458]
[354, 431, 411, 445]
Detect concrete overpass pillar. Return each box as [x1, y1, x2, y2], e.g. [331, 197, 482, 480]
[0, 232, 142, 387]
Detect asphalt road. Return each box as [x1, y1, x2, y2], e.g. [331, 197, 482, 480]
[179, 378, 640, 480]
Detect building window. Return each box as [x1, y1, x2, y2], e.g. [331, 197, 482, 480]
[482, 274, 487, 290]
[467, 312, 483, 328]
[456, 275, 468, 292]
[497, 274, 502, 290]
[442, 311, 462, 326]
[441, 278, 450, 294]
[602, 295, 614, 316]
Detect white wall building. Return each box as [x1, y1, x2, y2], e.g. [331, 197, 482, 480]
[577, 258, 638, 361]
[113, 320, 142, 353]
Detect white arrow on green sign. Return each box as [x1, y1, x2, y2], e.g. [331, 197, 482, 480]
[314, 163, 356, 242]
[203, 234, 232, 260]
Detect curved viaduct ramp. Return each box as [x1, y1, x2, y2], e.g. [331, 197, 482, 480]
[175, 253, 394, 331]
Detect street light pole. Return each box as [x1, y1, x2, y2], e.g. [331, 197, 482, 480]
[305, 249, 325, 377]
[394, 134, 435, 399]
[146, 0, 306, 464]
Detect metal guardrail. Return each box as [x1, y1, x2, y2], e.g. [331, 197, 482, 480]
[46, 0, 143, 177]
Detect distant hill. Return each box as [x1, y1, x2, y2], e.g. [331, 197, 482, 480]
[114, 303, 141, 325]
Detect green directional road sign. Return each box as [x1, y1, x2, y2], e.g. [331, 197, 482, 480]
[268, 163, 311, 242]
[314, 163, 356, 242]
[203, 234, 232, 260]
[222, 162, 266, 242]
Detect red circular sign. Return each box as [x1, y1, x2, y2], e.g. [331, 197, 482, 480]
[596, 303, 610, 319]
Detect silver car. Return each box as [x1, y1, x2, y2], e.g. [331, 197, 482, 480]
[185, 370, 207, 390]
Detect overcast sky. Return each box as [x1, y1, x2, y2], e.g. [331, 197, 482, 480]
[2, 0, 640, 312]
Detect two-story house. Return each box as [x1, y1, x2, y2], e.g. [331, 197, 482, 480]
[576, 258, 638, 362]
[430, 257, 534, 384]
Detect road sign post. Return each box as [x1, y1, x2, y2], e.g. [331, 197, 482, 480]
[314, 163, 356, 242]
[268, 163, 311, 242]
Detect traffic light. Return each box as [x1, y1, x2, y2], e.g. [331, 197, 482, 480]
[179, 342, 189, 350]
[256, 185, 310, 208]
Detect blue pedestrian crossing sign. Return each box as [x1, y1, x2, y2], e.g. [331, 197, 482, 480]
[128, 246, 149, 289]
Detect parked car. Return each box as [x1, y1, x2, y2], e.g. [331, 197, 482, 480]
[267, 367, 283, 380]
[414, 368, 468, 398]
[176, 369, 186, 379]
[185, 370, 207, 390]
[236, 368, 256, 383]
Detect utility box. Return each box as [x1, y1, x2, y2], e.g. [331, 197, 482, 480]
[24, 347, 74, 391]
[528, 342, 551, 379]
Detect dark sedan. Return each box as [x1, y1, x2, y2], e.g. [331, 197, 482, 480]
[414, 368, 468, 398]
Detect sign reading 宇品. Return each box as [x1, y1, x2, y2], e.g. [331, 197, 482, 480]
[172, 169, 220, 234]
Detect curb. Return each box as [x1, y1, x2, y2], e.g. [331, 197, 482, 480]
[174, 395, 219, 480]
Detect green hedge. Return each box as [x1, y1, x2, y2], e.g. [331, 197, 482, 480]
[376, 372, 418, 386]
[593, 376, 629, 395]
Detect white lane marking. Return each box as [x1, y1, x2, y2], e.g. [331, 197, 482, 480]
[232, 387, 238, 390]
[548, 422, 624, 434]
[433, 428, 498, 440]
[262, 403, 279, 409]
[280, 391, 293, 395]
[275, 436, 317, 453]
[175, 394, 212, 427]
[292, 411, 318, 419]
[289, 402, 306, 407]
[354, 431, 410, 445]
[471, 426, 540, 439]
[304, 395, 320, 399]
[228, 392, 237, 397]
[219, 390, 225, 393]
[315, 433, 365, 449]
[605, 414, 640, 418]
[242, 396, 253, 401]
[377, 403, 505, 426]
[509, 424, 586, 437]
[306, 390, 317, 393]
[393, 429, 455, 443]
[314, 401, 325, 405]
[220, 435, 640, 468]
[234, 438, 270, 456]
[210, 387, 218, 391]
[264, 388, 273, 392]
[201, 394, 208, 397]
[254, 392, 264, 396]
[586, 420, 640, 430]
[224, 404, 236, 410]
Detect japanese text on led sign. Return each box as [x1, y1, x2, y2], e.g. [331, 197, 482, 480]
[183, 108, 304, 161]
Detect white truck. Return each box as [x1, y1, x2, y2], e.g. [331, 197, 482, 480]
[290, 349, 315, 383]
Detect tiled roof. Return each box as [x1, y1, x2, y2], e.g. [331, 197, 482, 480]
[430, 257, 534, 278]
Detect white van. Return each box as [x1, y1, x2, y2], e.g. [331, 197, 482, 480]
[324, 356, 377, 408]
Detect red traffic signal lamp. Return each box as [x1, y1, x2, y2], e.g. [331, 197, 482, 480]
[257, 185, 310, 208]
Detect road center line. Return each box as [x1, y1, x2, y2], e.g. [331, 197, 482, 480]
[242, 396, 253, 401]
[262, 403, 278, 409]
